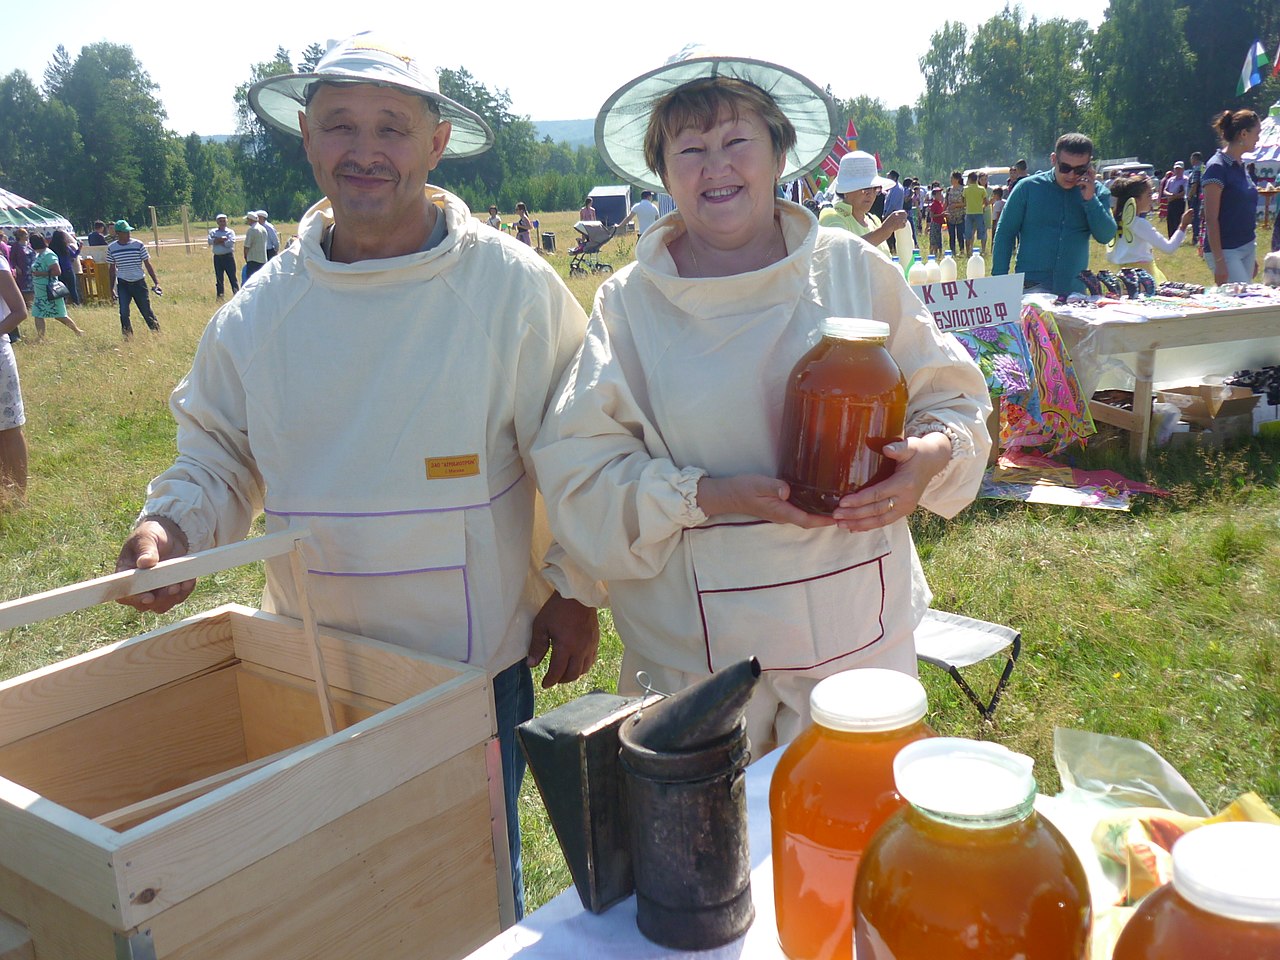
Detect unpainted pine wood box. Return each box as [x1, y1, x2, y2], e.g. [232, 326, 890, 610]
[0, 603, 512, 960]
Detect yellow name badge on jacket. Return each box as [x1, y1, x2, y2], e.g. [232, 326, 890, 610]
[426, 454, 480, 479]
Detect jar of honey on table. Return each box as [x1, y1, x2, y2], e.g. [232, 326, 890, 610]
[1111, 821, 1280, 959]
[769, 668, 934, 960]
[779, 317, 908, 515]
[854, 737, 1092, 959]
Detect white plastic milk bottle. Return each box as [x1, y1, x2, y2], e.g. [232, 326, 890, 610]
[907, 254, 930, 286]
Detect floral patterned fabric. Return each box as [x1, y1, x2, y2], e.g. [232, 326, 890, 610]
[952, 303, 1094, 456]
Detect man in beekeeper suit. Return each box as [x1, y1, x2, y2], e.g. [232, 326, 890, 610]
[114, 31, 601, 918]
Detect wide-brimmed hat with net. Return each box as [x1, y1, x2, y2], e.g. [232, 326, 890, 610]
[248, 32, 493, 158]
[595, 44, 839, 192]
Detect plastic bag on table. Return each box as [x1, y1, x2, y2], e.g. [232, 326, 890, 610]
[1054, 727, 1210, 816]
[1052, 728, 1278, 906]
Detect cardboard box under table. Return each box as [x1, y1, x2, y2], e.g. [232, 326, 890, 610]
[1157, 384, 1260, 432]
[0, 531, 512, 960]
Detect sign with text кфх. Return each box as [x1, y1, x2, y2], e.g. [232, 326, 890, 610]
[910, 274, 1023, 332]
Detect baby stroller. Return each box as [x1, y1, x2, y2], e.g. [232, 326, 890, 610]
[568, 221, 617, 277]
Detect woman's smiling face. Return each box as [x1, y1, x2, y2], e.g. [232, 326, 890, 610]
[662, 107, 785, 253]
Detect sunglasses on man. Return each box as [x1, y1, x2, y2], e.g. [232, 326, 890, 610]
[1057, 161, 1092, 176]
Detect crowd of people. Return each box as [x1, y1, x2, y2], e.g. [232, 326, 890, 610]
[0, 214, 173, 501]
[203, 209, 279, 299]
[0, 226, 90, 342]
[1, 217, 167, 339]
[803, 108, 1278, 294]
[478, 202, 543, 246]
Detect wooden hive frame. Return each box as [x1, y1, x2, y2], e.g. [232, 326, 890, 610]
[0, 530, 513, 959]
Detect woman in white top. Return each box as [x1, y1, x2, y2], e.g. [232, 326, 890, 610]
[817, 151, 908, 257]
[1107, 173, 1192, 278]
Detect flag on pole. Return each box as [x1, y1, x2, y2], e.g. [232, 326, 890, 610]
[1237, 40, 1270, 95]
[819, 120, 857, 180]
[1273, 39, 1280, 77]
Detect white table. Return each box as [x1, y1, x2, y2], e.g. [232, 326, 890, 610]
[1054, 302, 1280, 459]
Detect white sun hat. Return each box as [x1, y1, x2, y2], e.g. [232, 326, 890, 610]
[594, 44, 839, 192]
[834, 151, 894, 193]
[248, 32, 494, 158]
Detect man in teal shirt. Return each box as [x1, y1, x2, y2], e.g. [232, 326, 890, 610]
[991, 133, 1116, 295]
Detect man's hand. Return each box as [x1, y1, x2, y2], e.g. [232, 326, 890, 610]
[115, 516, 195, 613]
[527, 592, 600, 689]
[1078, 166, 1098, 202]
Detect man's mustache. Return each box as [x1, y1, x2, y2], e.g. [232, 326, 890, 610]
[334, 162, 398, 180]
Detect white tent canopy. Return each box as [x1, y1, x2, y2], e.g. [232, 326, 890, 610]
[0, 186, 74, 237]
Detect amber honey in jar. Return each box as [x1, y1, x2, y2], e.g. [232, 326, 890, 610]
[854, 738, 1092, 960]
[769, 669, 934, 960]
[779, 317, 908, 515]
[1111, 821, 1280, 960]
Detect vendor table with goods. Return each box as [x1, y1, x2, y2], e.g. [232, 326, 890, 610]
[1045, 289, 1280, 460]
[460, 744, 1125, 960]
[905, 276, 1280, 465]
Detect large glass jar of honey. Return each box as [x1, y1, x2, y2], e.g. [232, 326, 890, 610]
[769, 669, 934, 960]
[1111, 821, 1280, 960]
[779, 317, 908, 515]
[854, 738, 1092, 960]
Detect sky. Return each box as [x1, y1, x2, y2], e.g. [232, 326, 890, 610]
[11, 0, 1111, 138]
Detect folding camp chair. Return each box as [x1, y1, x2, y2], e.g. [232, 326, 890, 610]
[914, 609, 1021, 720]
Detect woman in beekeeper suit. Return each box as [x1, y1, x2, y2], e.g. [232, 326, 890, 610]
[532, 48, 991, 752]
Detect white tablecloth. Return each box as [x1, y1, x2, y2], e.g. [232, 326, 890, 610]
[1048, 298, 1280, 395]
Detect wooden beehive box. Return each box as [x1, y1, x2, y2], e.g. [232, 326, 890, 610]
[0, 533, 512, 960]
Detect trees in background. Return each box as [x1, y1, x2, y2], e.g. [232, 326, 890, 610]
[1089, 0, 1198, 166]
[0, 70, 82, 206]
[4, 10, 1280, 224]
[230, 46, 318, 221]
[431, 67, 611, 213]
[909, 2, 1279, 178]
[914, 11, 1091, 176]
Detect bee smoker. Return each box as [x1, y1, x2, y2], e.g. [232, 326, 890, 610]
[617, 658, 761, 950]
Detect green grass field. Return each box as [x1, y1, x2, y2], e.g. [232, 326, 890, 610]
[1, 210, 1276, 913]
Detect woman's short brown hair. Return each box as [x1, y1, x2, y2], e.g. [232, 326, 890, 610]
[642, 77, 796, 187]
